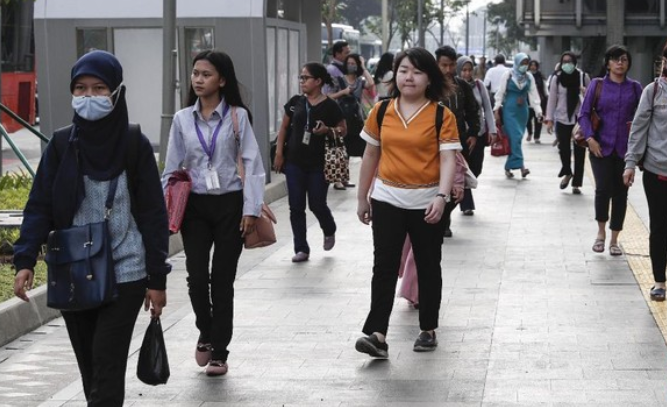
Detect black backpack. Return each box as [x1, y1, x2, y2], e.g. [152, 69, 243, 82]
[375, 99, 445, 141]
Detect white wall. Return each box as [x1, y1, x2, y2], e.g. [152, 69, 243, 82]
[113, 28, 164, 145]
[34, 0, 264, 19]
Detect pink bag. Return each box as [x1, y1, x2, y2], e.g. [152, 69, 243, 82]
[397, 236, 419, 305]
[165, 170, 191, 233]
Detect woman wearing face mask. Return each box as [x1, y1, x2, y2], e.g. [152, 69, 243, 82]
[13, 50, 170, 405]
[330, 54, 375, 167]
[624, 42, 667, 301]
[579, 45, 642, 256]
[526, 60, 548, 144]
[456, 55, 496, 215]
[162, 50, 265, 376]
[493, 53, 543, 178]
[545, 52, 590, 194]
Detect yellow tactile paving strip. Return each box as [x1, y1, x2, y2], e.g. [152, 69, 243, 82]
[621, 204, 667, 338]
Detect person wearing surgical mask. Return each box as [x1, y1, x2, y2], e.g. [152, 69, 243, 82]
[329, 53, 375, 188]
[545, 52, 591, 194]
[493, 53, 543, 179]
[13, 50, 170, 405]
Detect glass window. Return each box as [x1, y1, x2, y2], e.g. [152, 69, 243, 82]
[185, 27, 214, 73]
[76, 28, 108, 58]
[276, 28, 289, 136]
[289, 30, 300, 99]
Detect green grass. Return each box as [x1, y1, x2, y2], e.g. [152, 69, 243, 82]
[0, 261, 47, 303]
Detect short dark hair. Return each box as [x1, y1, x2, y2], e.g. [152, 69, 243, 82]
[494, 54, 506, 65]
[435, 45, 457, 62]
[302, 62, 334, 87]
[604, 44, 632, 71]
[332, 41, 349, 57]
[345, 54, 364, 77]
[391, 47, 447, 102]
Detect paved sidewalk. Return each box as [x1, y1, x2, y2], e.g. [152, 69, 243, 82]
[1, 136, 667, 406]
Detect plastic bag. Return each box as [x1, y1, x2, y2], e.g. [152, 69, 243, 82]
[137, 317, 170, 385]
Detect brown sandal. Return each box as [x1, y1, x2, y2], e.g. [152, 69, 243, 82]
[592, 239, 605, 253]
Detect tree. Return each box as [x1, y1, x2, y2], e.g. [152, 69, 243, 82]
[486, 1, 535, 57]
[339, 0, 381, 30]
[321, 0, 347, 50]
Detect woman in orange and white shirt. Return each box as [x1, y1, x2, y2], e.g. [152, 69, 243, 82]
[354, 47, 460, 358]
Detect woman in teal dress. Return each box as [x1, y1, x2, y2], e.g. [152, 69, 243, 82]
[493, 53, 543, 178]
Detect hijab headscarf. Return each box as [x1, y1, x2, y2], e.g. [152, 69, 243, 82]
[53, 50, 129, 228]
[511, 53, 530, 85]
[556, 52, 581, 120]
[456, 56, 474, 84]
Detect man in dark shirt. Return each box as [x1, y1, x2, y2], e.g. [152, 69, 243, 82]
[435, 46, 481, 237]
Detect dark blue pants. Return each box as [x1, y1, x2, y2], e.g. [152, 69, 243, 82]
[284, 162, 336, 254]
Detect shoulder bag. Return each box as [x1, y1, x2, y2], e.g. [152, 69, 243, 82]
[45, 177, 119, 311]
[231, 107, 278, 249]
[573, 78, 602, 148]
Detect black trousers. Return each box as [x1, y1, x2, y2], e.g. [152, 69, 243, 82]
[62, 279, 146, 407]
[180, 191, 243, 361]
[589, 154, 628, 231]
[527, 108, 542, 140]
[555, 122, 586, 187]
[643, 170, 667, 283]
[362, 199, 445, 336]
[461, 140, 485, 211]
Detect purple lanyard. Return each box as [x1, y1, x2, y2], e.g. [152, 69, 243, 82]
[194, 105, 229, 164]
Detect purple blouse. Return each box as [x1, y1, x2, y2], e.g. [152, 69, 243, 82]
[578, 75, 642, 158]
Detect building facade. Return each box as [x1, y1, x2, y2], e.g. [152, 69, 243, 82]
[517, 0, 665, 85]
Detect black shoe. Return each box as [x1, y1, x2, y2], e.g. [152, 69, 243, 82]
[463, 209, 474, 216]
[355, 334, 388, 358]
[413, 331, 438, 352]
[443, 228, 453, 238]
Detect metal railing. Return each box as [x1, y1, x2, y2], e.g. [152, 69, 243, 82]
[0, 103, 49, 177]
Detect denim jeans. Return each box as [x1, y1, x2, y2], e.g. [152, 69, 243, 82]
[284, 162, 336, 254]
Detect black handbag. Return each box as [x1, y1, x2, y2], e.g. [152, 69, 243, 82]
[45, 177, 119, 311]
[137, 317, 170, 385]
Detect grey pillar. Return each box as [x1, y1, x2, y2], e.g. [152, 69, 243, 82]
[158, 0, 177, 164]
[606, 0, 625, 47]
[303, 0, 321, 63]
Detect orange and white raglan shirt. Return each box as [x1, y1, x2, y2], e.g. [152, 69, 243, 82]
[360, 98, 461, 210]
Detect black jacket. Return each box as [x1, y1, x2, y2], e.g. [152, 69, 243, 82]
[441, 77, 481, 151]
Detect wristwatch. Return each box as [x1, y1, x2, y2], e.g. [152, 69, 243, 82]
[435, 193, 451, 203]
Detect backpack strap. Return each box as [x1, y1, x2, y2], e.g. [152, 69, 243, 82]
[592, 78, 603, 112]
[375, 98, 391, 137]
[650, 78, 660, 113]
[435, 102, 445, 144]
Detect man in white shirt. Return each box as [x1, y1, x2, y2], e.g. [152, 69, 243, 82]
[483, 54, 511, 107]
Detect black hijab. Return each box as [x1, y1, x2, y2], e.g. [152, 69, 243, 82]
[556, 52, 581, 120]
[53, 50, 129, 228]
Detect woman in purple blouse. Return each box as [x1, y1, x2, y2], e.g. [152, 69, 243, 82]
[578, 45, 642, 256]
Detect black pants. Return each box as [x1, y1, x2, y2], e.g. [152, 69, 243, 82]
[555, 122, 586, 187]
[527, 108, 542, 140]
[180, 191, 243, 361]
[461, 140, 485, 211]
[362, 199, 445, 336]
[62, 279, 146, 407]
[589, 154, 628, 231]
[643, 170, 667, 283]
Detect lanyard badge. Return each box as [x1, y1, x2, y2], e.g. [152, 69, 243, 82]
[194, 105, 229, 191]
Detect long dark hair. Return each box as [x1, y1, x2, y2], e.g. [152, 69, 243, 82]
[374, 52, 394, 83]
[187, 50, 253, 123]
[302, 62, 334, 88]
[390, 47, 448, 102]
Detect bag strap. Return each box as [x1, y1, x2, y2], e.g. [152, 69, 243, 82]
[592, 78, 603, 112]
[375, 98, 391, 137]
[231, 106, 244, 183]
[104, 177, 119, 219]
[435, 102, 444, 145]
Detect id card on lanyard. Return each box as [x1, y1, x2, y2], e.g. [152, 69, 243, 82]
[194, 105, 229, 191]
[303, 100, 312, 145]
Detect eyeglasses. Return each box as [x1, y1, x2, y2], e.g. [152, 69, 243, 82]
[611, 57, 629, 64]
[298, 75, 315, 82]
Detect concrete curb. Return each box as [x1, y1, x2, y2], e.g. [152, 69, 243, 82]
[0, 176, 287, 347]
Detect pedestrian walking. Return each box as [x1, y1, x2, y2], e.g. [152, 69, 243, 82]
[162, 50, 266, 376]
[545, 51, 590, 194]
[579, 45, 642, 256]
[624, 44, 667, 301]
[473, 55, 487, 80]
[526, 60, 548, 143]
[330, 53, 374, 161]
[355, 47, 460, 358]
[13, 50, 171, 405]
[435, 45, 480, 234]
[272, 62, 346, 263]
[374, 52, 395, 99]
[493, 53, 543, 179]
[456, 55, 496, 215]
[484, 54, 511, 107]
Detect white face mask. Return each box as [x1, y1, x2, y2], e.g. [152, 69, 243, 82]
[71, 85, 121, 121]
[518, 65, 528, 74]
[561, 63, 575, 75]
